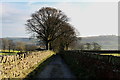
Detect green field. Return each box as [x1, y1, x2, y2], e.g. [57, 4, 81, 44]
[100, 53, 120, 57]
[0, 50, 20, 55]
[0, 50, 20, 52]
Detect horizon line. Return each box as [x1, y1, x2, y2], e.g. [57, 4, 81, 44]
[0, 34, 118, 38]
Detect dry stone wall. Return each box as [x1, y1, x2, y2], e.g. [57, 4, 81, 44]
[0, 51, 54, 79]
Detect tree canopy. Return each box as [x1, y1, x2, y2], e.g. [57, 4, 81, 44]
[26, 7, 77, 51]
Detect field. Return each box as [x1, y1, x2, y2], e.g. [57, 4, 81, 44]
[0, 53, 17, 56]
[100, 53, 120, 57]
[0, 50, 20, 56]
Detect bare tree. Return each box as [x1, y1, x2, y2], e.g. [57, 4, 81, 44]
[25, 44, 37, 51]
[79, 44, 85, 50]
[85, 43, 91, 50]
[79, 42, 101, 50]
[52, 23, 77, 51]
[8, 40, 14, 52]
[92, 42, 101, 50]
[26, 7, 72, 50]
[2, 39, 9, 51]
[70, 37, 82, 50]
[0, 39, 2, 50]
[15, 42, 26, 52]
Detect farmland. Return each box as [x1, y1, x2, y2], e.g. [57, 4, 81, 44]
[1, 2, 119, 79]
[0, 37, 119, 79]
[100, 53, 120, 56]
[0, 50, 20, 56]
[0, 50, 20, 52]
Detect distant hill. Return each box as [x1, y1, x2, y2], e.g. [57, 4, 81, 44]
[0, 35, 119, 50]
[79, 35, 119, 50]
[0, 37, 38, 45]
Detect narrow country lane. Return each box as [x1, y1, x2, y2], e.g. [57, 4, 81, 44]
[34, 55, 76, 79]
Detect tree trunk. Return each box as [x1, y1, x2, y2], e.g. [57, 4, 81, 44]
[65, 46, 68, 50]
[46, 41, 49, 50]
[9, 46, 10, 52]
[3, 46, 5, 52]
[49, 42, 52, 50]
[46, 41, 52, 50]
[13, 49, 14, 52]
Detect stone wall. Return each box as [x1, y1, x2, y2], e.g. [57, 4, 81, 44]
[0, 51, 54, 79]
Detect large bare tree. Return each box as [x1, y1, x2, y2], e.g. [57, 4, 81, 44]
[26, 7, 75, 50]
[51, 23, 77, 51]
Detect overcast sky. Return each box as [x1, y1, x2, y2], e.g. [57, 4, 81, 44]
[0, 0, 119, 38]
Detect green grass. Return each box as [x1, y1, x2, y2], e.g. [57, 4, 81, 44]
[0, 50, 20, 55]
[0, 50, 20, 53]
[0, 53, 16, 55]
[100, 53, 120, 57]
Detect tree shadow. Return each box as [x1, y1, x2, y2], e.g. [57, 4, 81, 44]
[23, 55, 55, 80]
